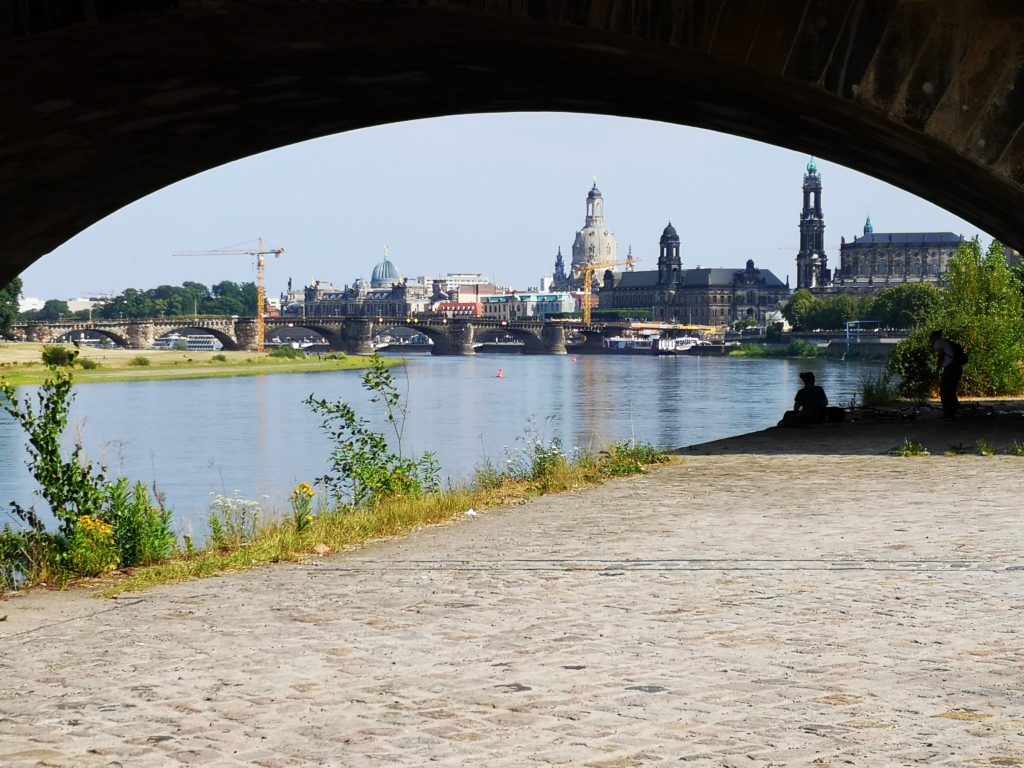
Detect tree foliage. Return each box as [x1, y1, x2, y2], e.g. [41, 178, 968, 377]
[18, 280, 257, 322]
[887, 239, 1024, 397]
[782, 283, 937, 331]
[0, 276, 22, 333]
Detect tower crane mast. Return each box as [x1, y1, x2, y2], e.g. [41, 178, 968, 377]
[172, 238, 285, 352]
[573, 252, 638, 324]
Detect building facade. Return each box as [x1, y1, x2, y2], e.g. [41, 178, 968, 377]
[290, 253, 433, 318]
[599, 222, 789, 325]
[830, 217, 963, 294]
[795, 160, 966, 296]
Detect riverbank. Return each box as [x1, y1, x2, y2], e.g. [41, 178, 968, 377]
[0, 343, 386, 385]
[677, 399, 1024, 456]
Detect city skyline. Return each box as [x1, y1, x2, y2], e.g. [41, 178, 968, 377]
[19, 112, 989, 301]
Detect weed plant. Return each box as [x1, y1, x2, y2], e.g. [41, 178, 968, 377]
[858, 371, 901, 408]
[1007, 442, 1024, 456]
[211, 353, 227, 362]
[975, 439, 996, 456]
[130, 355, 151, 366]
[79, 358, 100, 370]
[209, 492, 262, 549]
[889, 439, 930, 457]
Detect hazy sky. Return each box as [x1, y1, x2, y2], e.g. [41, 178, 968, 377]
[21, 112, 988, 300]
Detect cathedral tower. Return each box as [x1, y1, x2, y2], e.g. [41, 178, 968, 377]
[796, 159, 830, 290]
[657, 221, 681, 285]
[571, 179, 619, 287]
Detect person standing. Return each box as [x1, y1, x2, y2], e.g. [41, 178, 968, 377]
[930, 329, 963, 419]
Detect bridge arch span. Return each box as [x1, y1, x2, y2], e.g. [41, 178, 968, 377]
[55, 328, 130, 349]
[380, 324, 455, 356]
[156, 326, 240, 352]
[269, 323, 345, 352]
[3, 0, 1024, 288]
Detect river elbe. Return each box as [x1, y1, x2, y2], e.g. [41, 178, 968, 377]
[0, 354, 877, 539]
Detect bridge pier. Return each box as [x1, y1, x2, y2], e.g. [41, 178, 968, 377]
[25, 324, 53, 344]
[446, 321, 475, 356]
[234, 319, 260, 352]
[127, 321, 156, 350]
[540, 324, 567, 355]
[343, 319, 375, 355]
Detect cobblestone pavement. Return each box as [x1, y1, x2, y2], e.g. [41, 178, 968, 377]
[2, 456, 1022, 767]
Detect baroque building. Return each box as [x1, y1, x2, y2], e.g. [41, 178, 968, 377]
[599, 222, 789, 325]
[831, 216, 963, 294]
[551, 180, 620, 289]
[795, 160, 965, 296]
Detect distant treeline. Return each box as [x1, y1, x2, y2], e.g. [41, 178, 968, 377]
[20, 281, 258, 322]
[782, 283, 940, 331]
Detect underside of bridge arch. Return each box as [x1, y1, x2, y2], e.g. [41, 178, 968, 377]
[55, 329, 129, 348]
[493, 328, 545, 354]
[271, 324, 344, 350]
[157, 326, 239, 351]
[3, 0, 1024, 288]
[384, 325, 453, 355]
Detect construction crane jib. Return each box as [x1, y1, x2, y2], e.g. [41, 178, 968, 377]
[172, 238, 285, 352]
[573, 253, 638, 325]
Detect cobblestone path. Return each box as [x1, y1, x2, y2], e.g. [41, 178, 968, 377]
[2, 456, 1022, 766]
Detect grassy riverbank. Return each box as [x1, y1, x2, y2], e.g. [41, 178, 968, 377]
[92, 444, 671, 596]
[0, 343, 385, 385]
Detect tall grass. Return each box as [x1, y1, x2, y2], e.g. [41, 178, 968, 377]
[100, 440, 670, 597]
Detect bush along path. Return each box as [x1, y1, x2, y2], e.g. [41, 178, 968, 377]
[0, 359, 670, 597]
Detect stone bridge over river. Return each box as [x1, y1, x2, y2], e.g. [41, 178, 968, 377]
[8, 317, 574, 355]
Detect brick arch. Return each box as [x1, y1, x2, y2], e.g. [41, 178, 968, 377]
[3, 0, 1024, 288]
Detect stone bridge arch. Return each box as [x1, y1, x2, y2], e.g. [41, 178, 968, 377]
[154, 326, 240, 352]
[269, 323, 345, 352]
[53, 327, 130, 349]
[3, 0, 1024, 288]
[381, 323, 460, 356]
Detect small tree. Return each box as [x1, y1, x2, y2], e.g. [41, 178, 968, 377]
[305, 355, 439, 507]
[887, 239, 1024, 397]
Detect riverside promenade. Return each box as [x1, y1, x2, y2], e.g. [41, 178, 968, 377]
[2, 423, 1023, 765]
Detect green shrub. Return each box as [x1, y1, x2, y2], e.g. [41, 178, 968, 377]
[129, 355, 151, 367]
[106, 479, 176, 567]
[269, 345, 304, 359]
[888, 239, 1024, 398]
[1007, 442, 1024, 457]
[975, 439, 996, 457]
[41, 345, 79, 367]
[79, 358, 100, 370]
[65, 515, 119, 577]
[211, 353, 227, 362]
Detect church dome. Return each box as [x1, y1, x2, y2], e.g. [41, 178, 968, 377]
[371, 258, 400, 288]
[660, 221, 679, 243]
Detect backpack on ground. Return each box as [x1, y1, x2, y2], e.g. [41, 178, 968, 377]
[950, 340, 969, 366]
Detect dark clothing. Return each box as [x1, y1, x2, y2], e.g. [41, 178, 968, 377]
[794, 384, 828, 423]
[933, 337, 963, 418]
[940, 363, 963, 418]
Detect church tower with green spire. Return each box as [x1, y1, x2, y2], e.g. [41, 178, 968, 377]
[796, 158, 831, 290]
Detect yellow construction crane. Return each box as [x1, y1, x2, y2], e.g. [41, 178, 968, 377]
[172, 237, 285, 352]
[573, 252, 638, 324]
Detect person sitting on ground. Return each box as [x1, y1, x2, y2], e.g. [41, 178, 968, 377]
[779, 371, 829, 426]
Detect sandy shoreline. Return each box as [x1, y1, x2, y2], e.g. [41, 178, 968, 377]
[2, 411, 1023, 765]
